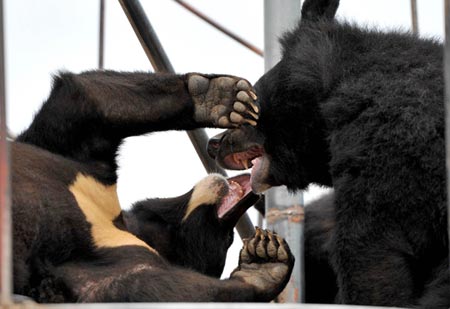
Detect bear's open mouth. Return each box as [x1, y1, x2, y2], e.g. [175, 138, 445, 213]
[221, 145, 271, 193]
[222, 146, 264, 170]
[217, 174, 260, 221]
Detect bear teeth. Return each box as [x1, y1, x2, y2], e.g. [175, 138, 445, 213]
[232, 154, 249, 169]
[233, 154, 241, 166]
[229, 180, 244, 197]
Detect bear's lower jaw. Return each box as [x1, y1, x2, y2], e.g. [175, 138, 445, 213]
[218, 174, 261, 225]
[217, 174, 251, 218]
[250, 155, 272, 193]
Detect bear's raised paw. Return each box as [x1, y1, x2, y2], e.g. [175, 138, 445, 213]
[188, 74, 259, 128]
[231, 227, 295, 301]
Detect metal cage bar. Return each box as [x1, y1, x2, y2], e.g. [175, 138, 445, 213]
[173, 0, 264, 57]
[98, 0, 105, 69]
[0, 0, 12, 304]
[410, 0, 419, 35]
[263, 0, 304, 303]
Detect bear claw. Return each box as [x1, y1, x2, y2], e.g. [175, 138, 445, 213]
[231, 227, 294, 301]
[241, 227, 291, 264]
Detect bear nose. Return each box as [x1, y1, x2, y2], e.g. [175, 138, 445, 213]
[207, 132, 225, 159]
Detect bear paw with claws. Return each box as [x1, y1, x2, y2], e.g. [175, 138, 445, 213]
[231, 227, 295, 302]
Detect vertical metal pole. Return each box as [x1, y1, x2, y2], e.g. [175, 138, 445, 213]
[264, 0, 303, 303]
[444, 0, 450, 277]
[0, 0, 12, 304]
[98, 0, 105, 69]
[118, 0, 256, 239]
[410, 0, 419, 35]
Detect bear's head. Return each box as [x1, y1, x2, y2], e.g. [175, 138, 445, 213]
[123, 173, 259, 278]
[207, 0, 340, 193]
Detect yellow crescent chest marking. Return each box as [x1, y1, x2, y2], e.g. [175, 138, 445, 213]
[69, 173, 157, 254]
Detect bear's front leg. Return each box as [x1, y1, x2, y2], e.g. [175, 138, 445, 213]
[18, 71, 259, 165]
[187, 74, 259, 127]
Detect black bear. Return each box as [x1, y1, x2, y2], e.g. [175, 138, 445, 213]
[207, 0, 449, 307]
[12, 70, 295, 302]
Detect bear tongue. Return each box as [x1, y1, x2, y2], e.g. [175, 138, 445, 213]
[217, 175, 254, 219]
[217, 181, 244, 218]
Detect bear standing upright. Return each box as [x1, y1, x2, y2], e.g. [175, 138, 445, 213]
[208, 0, 449, 307]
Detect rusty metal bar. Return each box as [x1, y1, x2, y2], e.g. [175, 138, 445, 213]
[0, 0, 12, 304]
[98, 0, 105, 69]
[118, 0, 255, 239]
[410, 0, 418, 35]
[173, 0, 263, 57]
[444, 0, 450, 275]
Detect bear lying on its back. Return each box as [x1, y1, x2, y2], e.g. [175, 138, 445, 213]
[208, 0, 449, 307]
[12, 70, 294, 302]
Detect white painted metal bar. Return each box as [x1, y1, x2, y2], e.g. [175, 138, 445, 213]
[263, 0, 304, 303]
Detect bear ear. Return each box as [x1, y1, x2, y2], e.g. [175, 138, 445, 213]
[301, 0, 339, 22]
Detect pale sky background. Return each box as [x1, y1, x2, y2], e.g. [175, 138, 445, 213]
[5, 0, 445, 278]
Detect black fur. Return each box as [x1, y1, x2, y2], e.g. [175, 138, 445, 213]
[208, 0, 449, 307]
[124, 192, 234, 278]
[12, 70, 294, 302]
[304, 193, 337, 304]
